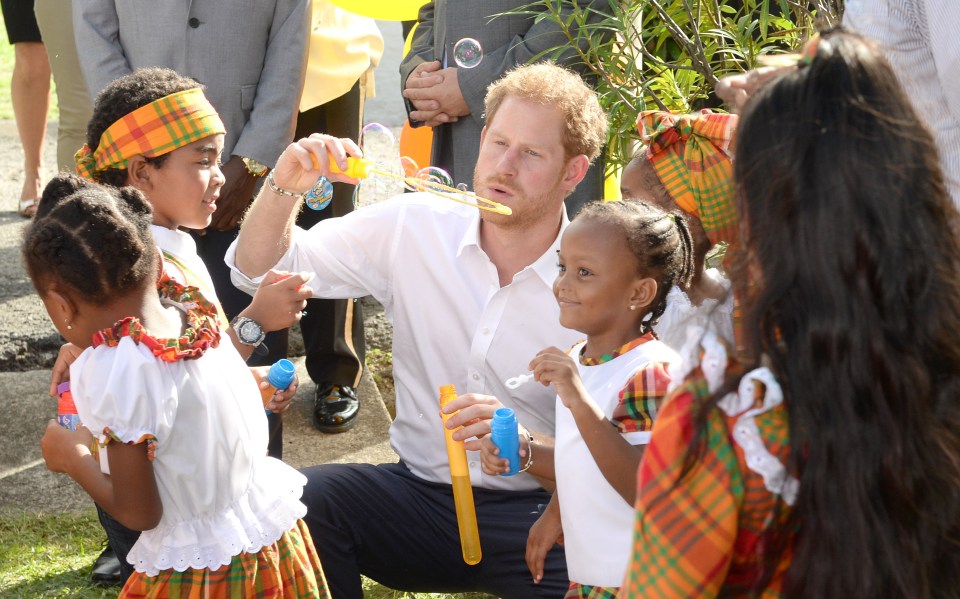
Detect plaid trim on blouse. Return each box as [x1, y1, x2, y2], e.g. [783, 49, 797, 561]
[91, 274, 220, 362]
[619, 352, 794, 598]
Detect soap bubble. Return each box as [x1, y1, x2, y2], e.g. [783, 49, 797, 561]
[359, 122, 397, 164]
[456, 183, 469, 193]
[400, 156, 421, 191]
[453, 38, 483, 69]
[304, 176, 334, 211]
[414, 167, 453, 194]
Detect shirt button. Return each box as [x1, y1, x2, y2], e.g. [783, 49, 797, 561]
[482, 327, 490, 335]
[472, 373, 480, 381]
[469, 462, 477, 468]
[188, 17, 200, 28]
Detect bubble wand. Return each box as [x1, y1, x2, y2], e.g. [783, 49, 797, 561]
[328, 156, 513, 215]
[438, 384, 483, 565]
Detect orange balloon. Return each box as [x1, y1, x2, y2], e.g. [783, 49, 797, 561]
[399, 121, 433, 174]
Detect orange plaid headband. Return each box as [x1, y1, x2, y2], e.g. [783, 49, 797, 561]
[75, 88, 225, 179]
[638, 109, 738, 246]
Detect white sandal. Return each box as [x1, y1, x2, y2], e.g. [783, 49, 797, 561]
[18, 198, 38, 219]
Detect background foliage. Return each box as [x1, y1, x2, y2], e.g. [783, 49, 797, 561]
[516, 0, 844, 171]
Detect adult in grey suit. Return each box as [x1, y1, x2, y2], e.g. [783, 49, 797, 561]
[400, 0, 608, 217]
[73, 0, 309, 378]
[71, 0, 309, 585]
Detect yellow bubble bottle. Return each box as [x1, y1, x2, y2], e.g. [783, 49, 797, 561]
[439, 384, 482, 565]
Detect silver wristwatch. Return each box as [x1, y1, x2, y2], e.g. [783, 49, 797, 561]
[231, 316, 265, 347]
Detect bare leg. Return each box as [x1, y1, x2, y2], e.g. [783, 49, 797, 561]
[11, 41, 51, 210]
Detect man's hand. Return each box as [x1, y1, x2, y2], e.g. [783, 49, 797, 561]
[403, 64, 470, 127]
[440, 392, 504, 450]
[210, 156, 258, 232]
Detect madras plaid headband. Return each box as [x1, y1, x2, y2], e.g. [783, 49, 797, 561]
[75, 88, 225, 179]
[638, 109, 738, 245]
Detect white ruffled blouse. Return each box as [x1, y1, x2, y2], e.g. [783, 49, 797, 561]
[655, 268, 734, 354]
[70, 310, 306, 576]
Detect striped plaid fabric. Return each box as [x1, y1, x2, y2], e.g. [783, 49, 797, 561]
[619, 361, 794, 598]
[566, 581, 619, 599]
[638, 110, 738, 246]
[75, 87, 225, 179]
[610, 359, 672, 434]
[120, 519, 328, 598]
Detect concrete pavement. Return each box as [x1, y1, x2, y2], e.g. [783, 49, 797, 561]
[0, 20, 409, 513]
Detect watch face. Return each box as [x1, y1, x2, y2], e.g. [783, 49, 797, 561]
[238, 319, 263, 344]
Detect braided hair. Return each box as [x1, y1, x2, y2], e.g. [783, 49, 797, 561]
[86, 67, 203, 187]
[575, 199, 694, 334]
[23, 174, 158, 305]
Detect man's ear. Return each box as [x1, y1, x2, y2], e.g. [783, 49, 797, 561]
[631, 277, 659, 313]
[126, 155, 152, 192]
[561, 154, 590, 194]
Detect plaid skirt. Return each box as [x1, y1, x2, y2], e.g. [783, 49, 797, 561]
[565, 581, 619, 599]
[120, 519, 328, 598]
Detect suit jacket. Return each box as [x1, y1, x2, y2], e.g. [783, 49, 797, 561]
[399, 0, 609, 214]
[74, 0, 310, 167]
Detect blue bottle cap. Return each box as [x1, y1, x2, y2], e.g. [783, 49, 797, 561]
[267, 359, 296, 390]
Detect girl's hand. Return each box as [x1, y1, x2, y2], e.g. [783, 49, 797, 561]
[49, 343, 83, 396]
[244, 270, 313, 332]
[479, 433, 513, 476]
[249, 367, 299, 414]
[264, 371, 299, 414]
[40, 421, 95, 474]
[530, 347, 588, 409]
[526, 496, 563, 584]
[272, 134, 363, 193]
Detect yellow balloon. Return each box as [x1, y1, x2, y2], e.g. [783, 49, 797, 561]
[326, 0, 427, 21]
[403, 21, 419, 57]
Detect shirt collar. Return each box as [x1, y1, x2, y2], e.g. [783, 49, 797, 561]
[457, 207, 570, 289]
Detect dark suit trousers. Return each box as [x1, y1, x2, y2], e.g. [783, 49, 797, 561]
[301, 462, 569, 599]
[293, 83, 365, 388]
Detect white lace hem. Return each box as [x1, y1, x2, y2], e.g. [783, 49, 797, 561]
[718, 367, 799, 505]
[128, 461, 308, 576]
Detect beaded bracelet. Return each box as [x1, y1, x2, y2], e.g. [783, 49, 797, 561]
[267, 171, 304, 199]
[518, 427, 535, 473]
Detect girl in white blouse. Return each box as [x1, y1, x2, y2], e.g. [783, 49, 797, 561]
[28, 174, 327, 598]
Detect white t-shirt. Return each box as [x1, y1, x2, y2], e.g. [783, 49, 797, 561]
[71, 317, 306, 576]
[655, 268, 734, 355]
[555, 337, 678, 587]
[226, 193, 583, 490]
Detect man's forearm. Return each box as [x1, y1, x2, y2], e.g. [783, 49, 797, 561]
[234, 183, 301, 277]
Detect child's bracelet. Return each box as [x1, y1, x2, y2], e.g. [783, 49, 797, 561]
[518, 426, 535, 473]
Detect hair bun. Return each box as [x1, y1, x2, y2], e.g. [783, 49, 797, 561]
[36, 174, 90, 219]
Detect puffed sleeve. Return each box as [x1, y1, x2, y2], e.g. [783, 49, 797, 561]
[611, 361, 673, 445]
[70, 338, 177, 466]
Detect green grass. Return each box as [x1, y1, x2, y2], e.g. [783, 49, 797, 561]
[0, 507, 493, 598]
[0, 10, 60, 121]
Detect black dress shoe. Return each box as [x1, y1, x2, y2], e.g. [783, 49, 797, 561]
[312, 383, 359, 433]
[90, 543, 122, 587]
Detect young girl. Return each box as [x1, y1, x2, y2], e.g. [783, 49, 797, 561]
[57, 67, 317, 585]
[31, 174, 328, 597]
[620, 30, 960, 598]
[483, 200, 694, 597]
[620, 109, 737, 353]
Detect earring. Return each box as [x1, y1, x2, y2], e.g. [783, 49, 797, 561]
[629, 305, 636, 311]
[65, 320, 73, 330]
